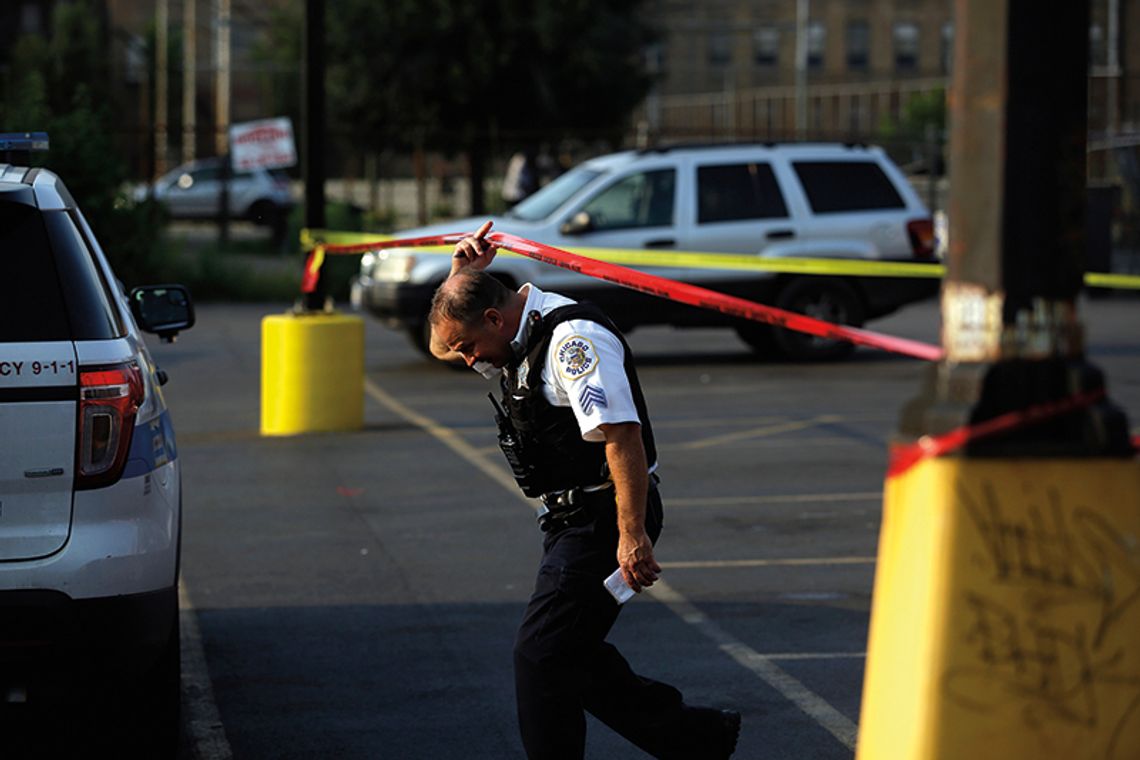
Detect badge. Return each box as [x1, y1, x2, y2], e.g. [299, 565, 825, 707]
[556, 335, 599, 380]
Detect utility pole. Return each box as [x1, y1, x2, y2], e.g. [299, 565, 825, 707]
[794, 0, 808, 137]
[215, 0, 230, 158]
[216, 0, 231, 245]
[182, 0, 196, 164]
[857, 1, 1138, 758]
[302, 0, 327, 310]
[155, 0, 168, 180]
[1107, 0, 1120, 134]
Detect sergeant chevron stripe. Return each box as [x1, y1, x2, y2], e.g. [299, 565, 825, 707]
[578, 384, 608, 414]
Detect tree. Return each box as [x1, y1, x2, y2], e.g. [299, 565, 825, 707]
[326, 0, 658, 214]
[0, 1, 164, 286]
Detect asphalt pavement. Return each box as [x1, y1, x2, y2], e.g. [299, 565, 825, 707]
[154, 294, 1140, 760]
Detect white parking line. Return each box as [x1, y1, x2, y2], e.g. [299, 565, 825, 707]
[679, 414, 843, 450]
[666, 491, 882, 508]
[762, 652, 866, 661]
[649, 581, 859, 750]
[661, 556, 875, 569]
[364, 377, 859, 752]
[179, 581, 234, 760]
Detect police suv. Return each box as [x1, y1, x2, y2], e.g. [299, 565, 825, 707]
[351, 142, 938, 361]
[0, 134, 193, 751]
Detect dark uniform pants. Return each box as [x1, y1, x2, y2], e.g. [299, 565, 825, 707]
[514, 485, 693, 759]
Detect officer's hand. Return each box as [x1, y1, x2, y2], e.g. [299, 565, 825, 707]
[450, 220, 499, 276]
[618, 530, 661, 593]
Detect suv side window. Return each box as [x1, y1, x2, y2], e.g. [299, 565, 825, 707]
[44, 210, 124, 340]
[793, 161, 905, 213]
[0, 201, 72, 342]
[579, 169, 675, 231]
[697, 163, 788, 223]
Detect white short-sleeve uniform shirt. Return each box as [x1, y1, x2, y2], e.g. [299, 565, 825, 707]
[495, 284, 642, 443]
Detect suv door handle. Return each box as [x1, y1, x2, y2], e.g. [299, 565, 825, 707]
[766, 229, 795, 240]
[644, 239, 676, 248]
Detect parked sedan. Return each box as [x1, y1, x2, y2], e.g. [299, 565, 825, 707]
[142, 157, 294, 227]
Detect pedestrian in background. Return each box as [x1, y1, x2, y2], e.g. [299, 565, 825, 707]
[501, 151, 538, 208]
[427, 221, 741, 759]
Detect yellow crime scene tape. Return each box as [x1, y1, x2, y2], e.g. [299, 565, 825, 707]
[300, 228, 1140, 289]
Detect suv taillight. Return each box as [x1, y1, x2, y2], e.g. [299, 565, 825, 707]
[76, 363, 144, 490]
[907, 218, 935, 259]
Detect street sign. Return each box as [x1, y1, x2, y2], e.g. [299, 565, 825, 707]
[229, 117, 296, 171]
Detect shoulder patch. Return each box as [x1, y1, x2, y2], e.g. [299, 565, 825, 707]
[555, 334, 599, 380]
[578, 384, 608, 414]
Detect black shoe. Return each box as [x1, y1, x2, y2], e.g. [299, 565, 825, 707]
[677, 706, 741, 759]
[714, 710, 741, 759]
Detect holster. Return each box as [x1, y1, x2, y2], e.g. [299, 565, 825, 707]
[536, 486, 611, 533]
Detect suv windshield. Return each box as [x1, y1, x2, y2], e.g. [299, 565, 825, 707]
[508, 166, 603, 222]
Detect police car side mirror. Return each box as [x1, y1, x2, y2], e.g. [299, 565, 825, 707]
[560, 211, 594, 236]
[130, 285, 195, 343]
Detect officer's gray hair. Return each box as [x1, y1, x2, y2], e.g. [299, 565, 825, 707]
[429, 270, 513, 326]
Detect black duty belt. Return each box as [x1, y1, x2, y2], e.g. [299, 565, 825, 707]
[535, 474, 659, 534]
[536, 484, 613, 533]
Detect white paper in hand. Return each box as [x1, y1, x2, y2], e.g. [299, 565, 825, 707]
[604, 568, 637, 605]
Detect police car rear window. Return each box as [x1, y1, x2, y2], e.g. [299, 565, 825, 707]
[0, 201, 71, 342]
[0, 203, 123, 343]
[44, 210, 123, 340]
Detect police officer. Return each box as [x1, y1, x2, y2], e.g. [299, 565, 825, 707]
[428, 222, 741, 760]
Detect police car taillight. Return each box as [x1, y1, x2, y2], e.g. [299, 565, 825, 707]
[76, 363, 144, 490]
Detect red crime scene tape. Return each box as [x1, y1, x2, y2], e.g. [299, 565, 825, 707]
[303, 231, 1139, 462]
[303, 231, 945, 362]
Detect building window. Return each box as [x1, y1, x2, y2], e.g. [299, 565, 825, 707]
[753, 26, 779, 67]
[808, 22, 825, 70]
[941, 23, 954, 74]
[708, 30, 731, 66]
[846, 21, 870, 71]
[894, 22, 919, 72]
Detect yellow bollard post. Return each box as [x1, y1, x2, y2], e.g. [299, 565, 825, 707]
[857, 457, 1140, 760]
[260, 311, 364, 436]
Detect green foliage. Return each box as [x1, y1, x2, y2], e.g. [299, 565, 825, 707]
[0, 1, 167, 290]
[250, 4, 303, 136]
[880, 88, 947, 141]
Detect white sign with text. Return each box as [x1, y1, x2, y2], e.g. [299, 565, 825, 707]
[229, 118, 297, 171]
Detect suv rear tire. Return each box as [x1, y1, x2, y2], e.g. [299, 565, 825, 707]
[772, 277, 864, 361]
[734, 322, 778, 356]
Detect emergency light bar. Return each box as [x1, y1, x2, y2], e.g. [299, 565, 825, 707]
[0, 132, 50, 151]
[0, 131, 50, 166]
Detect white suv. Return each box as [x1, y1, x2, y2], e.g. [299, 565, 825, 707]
[0, 148, 193, 753]
[351, 143, 938, 360]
